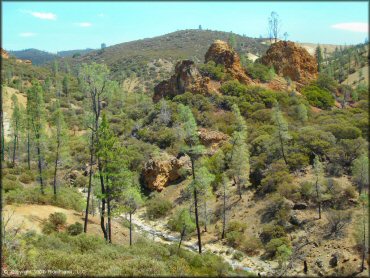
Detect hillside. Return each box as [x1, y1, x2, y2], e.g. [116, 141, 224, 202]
[1, 31, 369, 277]
[63, 29, 269, 91]
[8, 49, 58, 65]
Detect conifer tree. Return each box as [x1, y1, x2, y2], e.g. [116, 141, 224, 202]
[10, 94, 22, 165]
[228, 104, 250, 199]
[27, 81, 46, 194]
[313, 155, 323, 219]
[272, 104, 290, 165]
[178, 104, 205, 253]
[352, 154, 369, 194]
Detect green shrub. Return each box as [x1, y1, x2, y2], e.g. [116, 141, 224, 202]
[259, 224, 287, 244]
[225, 221, 247, 247]
[146, 195, 173, 220]
[265, 237, 290, 258]
[3, 179, 22, 192]
[5, 186, 84, 211]
[245, 62, 274, 82]
[67, 222, 83, 236]
[49, 212, 67, 227]
[42, 221, 57, 235]
[19, 172, 35, 184]
[302, 85, 335, 109]
[199, 61, 228, 81]
[232, 251, 244, 261]
[240, 236, 263, 256]
[5, 174, 17, 181]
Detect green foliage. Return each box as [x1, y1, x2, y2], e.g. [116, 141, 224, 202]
[67, 222, 83, 236]
[259, 224, 287, 244]
[302, 85, 335, 109]
[42, 212, 67, 234]
[19, 171, 35, 184]
[3, 179, 22, 192]
[199, 61, 228, 81]
[260, 160, 292, 194]
[167, 208, 196, 236]
[5, 186, 84, 211]
[245, 62, 274, 82]
[265, 237, 290, 258]
[146, 194, 173, 220]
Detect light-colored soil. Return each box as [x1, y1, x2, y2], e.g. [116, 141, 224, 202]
[3, 204, 133, 245]
[342, 65, 369, 87]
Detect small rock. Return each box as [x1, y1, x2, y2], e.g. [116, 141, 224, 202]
[329, 254, 338, 267]
[316, 259, 323, 268]
[293, 202, 308, 210]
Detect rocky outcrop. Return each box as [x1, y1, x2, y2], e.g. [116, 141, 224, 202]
[153, 60, 211, 102]
[198, 128, 229, 150]
[16, 59, 32, 65]
[1, 48, 9, 59]
[142, 154, 191, 191]
[261, 41, 318, 86]
[205, 40, 253, 84]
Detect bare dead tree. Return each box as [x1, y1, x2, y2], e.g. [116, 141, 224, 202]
[268, 12, 281, 43]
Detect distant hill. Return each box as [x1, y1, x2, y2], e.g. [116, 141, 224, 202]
[57, 48, 96, 58]
[9, 49, 58, 65]
[8, 48, 96, 65]
[63, 29, 270, 91]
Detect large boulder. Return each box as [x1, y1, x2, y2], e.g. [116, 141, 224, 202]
[260, 41, 318, 86]
[205, 40, 253, 84]
[142, 153, 191, 192]
[153, 60, 211, 102]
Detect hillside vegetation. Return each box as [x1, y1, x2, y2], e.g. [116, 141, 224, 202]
[1, 31, 369, 277]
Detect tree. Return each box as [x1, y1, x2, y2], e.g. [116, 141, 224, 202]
[352, 154, 369, 194]
[168, 208, 195, 251]
[296, 103, 308, 123]
[355, 194, 369, 272]
[27, 81, 46, 194]
[79, 62, 118, 237]
[178, 104, 205, 254]
[50, 100, 67, 197]
[10, 94, 22, 165]
[195, 165, 215, 232]
[228, 104, 250, 199]
[101, 43, 106, 49]
[62, 76, 70, 104]
[315, 45, 323, 72]
[272, 105, 290, 165]
[198, 25, 202, 30]
[122, 185, 143, 246]
[228, 33, 237, 50]
[221, 175, 230, 239]
[268, 12, 281, 43]
[313, 155, 323, 219]
[0, 85, 4, 162]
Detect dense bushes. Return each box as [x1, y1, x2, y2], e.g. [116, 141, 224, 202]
[42, 212, 67, 234]
[5, 186, 84, 211]
[3, 232, 240, 276]
[199, 61, 229, 81]
[302, 85, 335, 109]
[67, 222, 83, 236]
[245, 62, 274, 82]
[146, 194, 173, 220]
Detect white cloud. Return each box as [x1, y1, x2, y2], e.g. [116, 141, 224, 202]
[29, 11, 57, 20]
[78, 22, 92, 27]
[331, 22, 368, 33]
[19, 32, 36, 37]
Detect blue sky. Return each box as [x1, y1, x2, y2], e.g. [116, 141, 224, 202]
[3, 1, 369, 53]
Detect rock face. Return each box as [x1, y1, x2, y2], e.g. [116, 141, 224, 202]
[205, 40, 253, 84]
[260, 41, 318, 85]
[1, 48, 9, 59]
[198, 128, 229, 151]
[142, 154, 191, 192]
[153, 60, 210, 103]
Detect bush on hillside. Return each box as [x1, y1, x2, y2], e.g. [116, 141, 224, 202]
[146, 195, 173, 220]
[67, 222, 83, 236]
[302, 85, 335, 109]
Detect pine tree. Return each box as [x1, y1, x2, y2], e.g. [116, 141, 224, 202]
[352, 154, 369, 194]
[27, 81, 46, 194]
[228, 104, 250, 199]
[51, 100, 68, 197]
[10, 94, 22, 165]
[313, 155, 323, 219]
[178, 104, 205, 254]
[122, 185, 143, 246]
[272, 104, 290, 165]
[79, 62, 118, 238]
[315, 45, 323, 72]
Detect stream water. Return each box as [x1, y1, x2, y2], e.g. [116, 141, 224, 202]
[78, 188, 274, 275]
